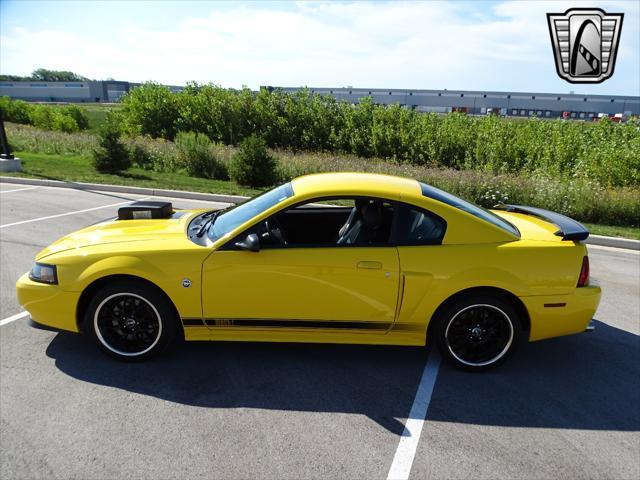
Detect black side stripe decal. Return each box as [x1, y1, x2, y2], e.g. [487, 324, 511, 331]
[182, 318, 422, 332]
[182, 318, 205, 326]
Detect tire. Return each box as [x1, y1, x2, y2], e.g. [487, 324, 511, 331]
[84, 280, 178, 361]
[433, 295, 521, 372]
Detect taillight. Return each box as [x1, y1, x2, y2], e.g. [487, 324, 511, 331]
[577, 256, 590, 287]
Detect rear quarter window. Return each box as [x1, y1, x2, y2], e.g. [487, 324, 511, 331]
[394, 203, 446, 245]
[420, 183, 520, 237]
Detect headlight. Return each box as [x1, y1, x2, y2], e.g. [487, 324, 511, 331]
[29, 263, 58, 284]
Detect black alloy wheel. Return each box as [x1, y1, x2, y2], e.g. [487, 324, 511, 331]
[434, 295, 522, 371]
[85, 281, 178, 361]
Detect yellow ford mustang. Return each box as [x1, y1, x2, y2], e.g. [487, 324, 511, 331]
[16, 173, 600, 370]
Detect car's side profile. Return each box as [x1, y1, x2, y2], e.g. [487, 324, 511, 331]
[16, 173, 601, 370]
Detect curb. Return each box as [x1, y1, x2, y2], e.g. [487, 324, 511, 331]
[0, 176, 248, 205]
[584, 234, 639, 251]
[2, 176, 638, 251]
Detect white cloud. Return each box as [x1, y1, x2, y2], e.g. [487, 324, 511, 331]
[0, 1, 637, 94]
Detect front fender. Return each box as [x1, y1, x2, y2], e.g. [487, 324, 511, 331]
[66, 255, 166, 291]
[58, 254, 203, 320]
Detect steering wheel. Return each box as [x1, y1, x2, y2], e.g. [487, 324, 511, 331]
[265, 217, 288, 246]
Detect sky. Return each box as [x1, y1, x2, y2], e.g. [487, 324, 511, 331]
[0, 0, 638, 96]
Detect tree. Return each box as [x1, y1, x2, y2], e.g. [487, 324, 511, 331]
[0, 74, 29, 81]
[120, 82, 179, 139]
[0, 69, 90, 82]
[30, 68, 90, 82]
[92, 116, 131, 173]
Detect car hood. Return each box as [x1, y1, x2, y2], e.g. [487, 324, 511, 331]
[36, 210, 200, 260]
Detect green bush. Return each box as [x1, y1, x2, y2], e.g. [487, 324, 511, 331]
[51, 113, 79, 133]
[127, 136, 178, 172]
[118, 85, 640, 187]
[0, 98, 91, 133]
[61, 105, 89, 130]
[175, 131, 228, 179]
[121, 82, 180, 139]
[30, 104, 83, 133]
[29, 105, 55, 130]
[230, 135, 278, 187]
[130, 144, 154, 169]
[92, 118, 131, 173]
[0, 97, 32, 124]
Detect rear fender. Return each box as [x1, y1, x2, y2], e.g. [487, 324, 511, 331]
[397, 266, 529, 333]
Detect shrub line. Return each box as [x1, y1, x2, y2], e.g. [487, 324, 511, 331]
[6, 123, 639, 227]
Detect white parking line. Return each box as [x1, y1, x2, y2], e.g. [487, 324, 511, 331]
[0, 198, 146, 229]
[0, 311, 29, 327]
[387, 349, 441, 480]
[0, 186, 40, 194]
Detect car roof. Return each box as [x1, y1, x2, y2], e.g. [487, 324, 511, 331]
[291, 172, 421, 199]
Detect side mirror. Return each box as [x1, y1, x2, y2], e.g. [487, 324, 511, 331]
[235, 233, 260, 252]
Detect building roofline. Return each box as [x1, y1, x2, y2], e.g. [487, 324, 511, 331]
[272, 86, 640, 101]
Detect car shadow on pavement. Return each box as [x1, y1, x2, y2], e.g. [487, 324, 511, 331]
[46, 334, 425, 435]
[428, 320, 639, 431]
[46, 319, 639, 434]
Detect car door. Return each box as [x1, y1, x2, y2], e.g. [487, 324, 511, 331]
[200, 198, 400, 333]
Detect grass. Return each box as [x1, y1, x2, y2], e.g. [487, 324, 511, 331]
[8, 152, 260, 196]
[82, 104, 121, 131]
[582, 223, 640, 241]
[4, 151, 638, 240]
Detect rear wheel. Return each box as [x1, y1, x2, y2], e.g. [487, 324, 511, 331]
[84, 281, 177, 361]
[434, 295, 521, 371]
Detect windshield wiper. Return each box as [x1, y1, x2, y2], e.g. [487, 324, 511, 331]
[196, 209, 224, 238]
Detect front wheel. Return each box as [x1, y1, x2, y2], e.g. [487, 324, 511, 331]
[434, 296, 521, 372]
[84, 281, 178, 361]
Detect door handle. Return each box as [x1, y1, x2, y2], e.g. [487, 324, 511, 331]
[357, 261, 382, 270]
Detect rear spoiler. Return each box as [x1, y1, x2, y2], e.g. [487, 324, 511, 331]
[494, 204, 589, 241]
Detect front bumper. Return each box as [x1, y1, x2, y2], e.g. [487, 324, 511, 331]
[523, 285, 602, 341]
[16, 273, 81, 333]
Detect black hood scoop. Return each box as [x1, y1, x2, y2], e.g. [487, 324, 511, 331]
[118, 201, 173, 220]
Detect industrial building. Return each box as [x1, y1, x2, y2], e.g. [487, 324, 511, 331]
[276, 87, 640, 119]
[1, 80, 638, 119]
[0, 80, 183, 103]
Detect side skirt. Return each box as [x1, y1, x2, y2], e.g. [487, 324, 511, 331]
[181, 317, 425, 346]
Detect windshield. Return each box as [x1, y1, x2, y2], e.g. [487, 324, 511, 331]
[207, 183, 294, 241]
[420, 183, 520, 237]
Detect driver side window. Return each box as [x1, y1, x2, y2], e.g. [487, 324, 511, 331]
[238, 197, 396, 249]
[225, 198, 445, 250]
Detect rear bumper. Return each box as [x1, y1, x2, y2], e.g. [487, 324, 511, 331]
[522, 285, 602, 341]
[16, 273, 80, 333]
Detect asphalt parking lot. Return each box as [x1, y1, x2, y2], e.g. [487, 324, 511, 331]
[0, 181, 638, 480]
